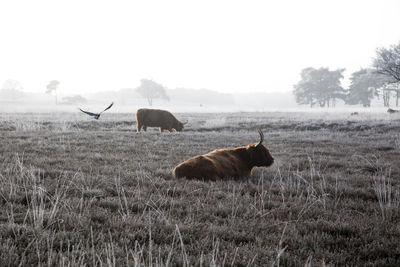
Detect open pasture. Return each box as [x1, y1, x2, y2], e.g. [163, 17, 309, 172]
[0, 111, 400, 266]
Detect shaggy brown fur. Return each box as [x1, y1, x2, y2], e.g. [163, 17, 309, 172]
[173, 130, 274, 180]
[136, 108, 185, 132]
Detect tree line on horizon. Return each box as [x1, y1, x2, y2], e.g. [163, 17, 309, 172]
[0, 79, 88, 105]
[0, 77, 227, 107]
[293, 41, 400, 108]
[1, 42, 400, 108]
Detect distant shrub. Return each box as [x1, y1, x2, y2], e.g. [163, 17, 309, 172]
[60, 95, 87, 105]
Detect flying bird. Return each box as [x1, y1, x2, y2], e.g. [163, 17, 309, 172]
[79, 102, 114, 119]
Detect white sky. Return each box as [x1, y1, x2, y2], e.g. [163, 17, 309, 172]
[0, 0, 399, 94]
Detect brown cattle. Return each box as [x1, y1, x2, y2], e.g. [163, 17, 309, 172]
[173, 129, 274, 180]
[136, 108, 186, 132]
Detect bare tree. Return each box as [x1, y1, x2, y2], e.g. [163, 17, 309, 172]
[373, 42, 400, 106]
[374, 43, 400, 81]
[136, 79, 169, 106]
[378, 82, 400, 107]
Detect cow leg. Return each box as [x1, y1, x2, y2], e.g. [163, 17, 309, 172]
[161, 128, 171, 132]
[137, 123, 142, 132]
[143, 126, 147, 131]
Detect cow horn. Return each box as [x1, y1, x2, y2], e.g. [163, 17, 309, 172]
[256, 129, 264, 147]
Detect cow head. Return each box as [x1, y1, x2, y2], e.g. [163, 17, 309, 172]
[248, 129, 274, 167]
[175, 120, 188, 132]
[174, 121, 183, 132]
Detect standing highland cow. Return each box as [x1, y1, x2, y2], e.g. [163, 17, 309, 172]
[173, 129, 274, 180]
[136, 108, 186, 132]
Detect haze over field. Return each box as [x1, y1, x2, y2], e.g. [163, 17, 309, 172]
[0, 0, 400, 112]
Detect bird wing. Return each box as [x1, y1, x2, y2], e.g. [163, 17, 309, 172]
[79, 108, 99, 117]
[100, 102, 114, 114]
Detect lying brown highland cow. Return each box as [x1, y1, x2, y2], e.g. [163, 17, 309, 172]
[136, 108, 186, 132]
[173, 129, 274, 180]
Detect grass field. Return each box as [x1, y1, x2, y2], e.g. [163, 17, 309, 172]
[1, 111, 400, 266]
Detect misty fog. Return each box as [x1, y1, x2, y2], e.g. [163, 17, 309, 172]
[0, 87, 387, 114]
